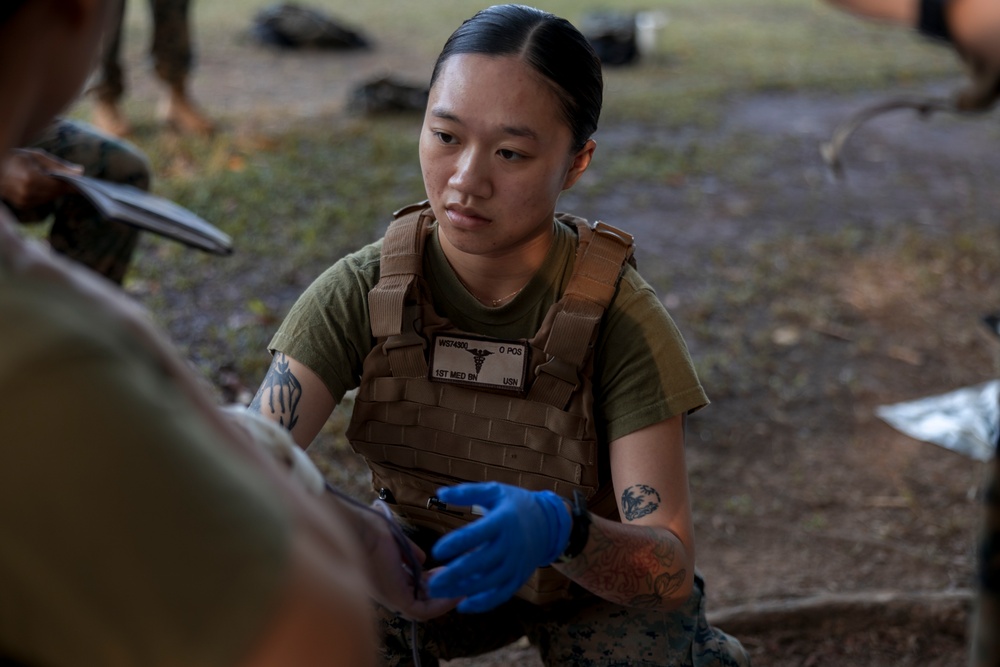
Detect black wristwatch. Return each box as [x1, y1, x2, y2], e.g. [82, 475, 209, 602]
[559, 490, 591, 562]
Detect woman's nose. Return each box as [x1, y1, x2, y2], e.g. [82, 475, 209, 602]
[448, 148, 492, 199]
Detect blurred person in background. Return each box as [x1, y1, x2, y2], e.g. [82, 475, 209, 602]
[91, 0, 215, 137]
[1, 119, 148, 285]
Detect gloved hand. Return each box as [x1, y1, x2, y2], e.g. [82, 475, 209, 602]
[427, 482, 571, 613]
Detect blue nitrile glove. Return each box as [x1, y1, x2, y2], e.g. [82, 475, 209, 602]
[427, 482, 572, 613]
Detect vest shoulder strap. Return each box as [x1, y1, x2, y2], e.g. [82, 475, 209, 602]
[528, 216, 635, 407]
[563, 216, 636, 307]
[369, 206, 636, 395]
[368, 201, 434, 338]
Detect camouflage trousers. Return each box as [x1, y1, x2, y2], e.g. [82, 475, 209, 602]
[970, 437, 1000, 667]
[93, 0, 195, 102]
[20, 118, 151, 284]
[378, 573, 750, 667]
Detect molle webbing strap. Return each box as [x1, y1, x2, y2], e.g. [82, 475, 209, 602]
[368, 203, 434, 377]
[528, 221, 635, 408]
[366, 376, 591, 445]
[350, 375, 599, 489]
[368, 203, 432, 338]
[361, 439, 587, 492]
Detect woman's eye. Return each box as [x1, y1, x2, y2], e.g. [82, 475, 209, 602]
[498, 148, 523, 161]
[435, 131, 456, 144]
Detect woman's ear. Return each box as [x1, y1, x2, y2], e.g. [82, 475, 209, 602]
[562, 139, 597, 190]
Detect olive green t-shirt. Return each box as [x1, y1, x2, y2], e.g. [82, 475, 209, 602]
[271, 216, 708, 444]
[0, 213, 290, 667]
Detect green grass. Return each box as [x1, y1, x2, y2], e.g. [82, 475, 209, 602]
[120, 116, 427, 388]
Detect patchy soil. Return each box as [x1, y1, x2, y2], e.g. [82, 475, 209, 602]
[586, 89, 998, 666]
[440, 87, 998, 667]
[111, 36, 998, 666]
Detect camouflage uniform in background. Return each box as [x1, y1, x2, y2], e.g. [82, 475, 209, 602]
[16, 119, 150, 284]
[92, 0, 194, 104]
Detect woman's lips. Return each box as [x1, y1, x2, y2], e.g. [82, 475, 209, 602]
[445, 205, 491, 229]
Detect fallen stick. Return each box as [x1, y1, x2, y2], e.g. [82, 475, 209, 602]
[708, 589, 973, 636]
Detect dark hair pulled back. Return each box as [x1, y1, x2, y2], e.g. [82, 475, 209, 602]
[429, 4, 603, 151]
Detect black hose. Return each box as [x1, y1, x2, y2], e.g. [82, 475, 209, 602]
[323, 480, 424, 667]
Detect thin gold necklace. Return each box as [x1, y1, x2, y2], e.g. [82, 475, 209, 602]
[455, 273, 524, 307]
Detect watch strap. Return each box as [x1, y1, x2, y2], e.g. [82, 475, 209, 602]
[559, 490, 591, 562]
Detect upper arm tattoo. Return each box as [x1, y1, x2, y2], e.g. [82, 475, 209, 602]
[248, 353, 303, 431]
[621, 484, 662, 521]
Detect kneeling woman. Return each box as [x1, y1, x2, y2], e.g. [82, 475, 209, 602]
[250, 5, 749, 666]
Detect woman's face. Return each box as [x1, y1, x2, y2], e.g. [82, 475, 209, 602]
[419, 54, 594, 259]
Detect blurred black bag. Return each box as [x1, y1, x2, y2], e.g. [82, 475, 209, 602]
[250, 3, 370, 49]
[581, 11, 638, 66]
[347, 76, 429, 115]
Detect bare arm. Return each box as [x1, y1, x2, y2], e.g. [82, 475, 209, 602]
[228, 412, 456, 667]
[0, 148, 82, 217]
[822, 0, 916, 24]
[824, 0, 1000, 62]
[337, 498, 461, 621]
[555, 415, 696, 611]
[239, 505, 458, 666]
[947, 0, 1000, 62]
[237, 529, 377, 667]
[249, 352, 337, 449]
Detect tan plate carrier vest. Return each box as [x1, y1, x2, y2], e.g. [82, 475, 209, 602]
[346, 201, 636, 605]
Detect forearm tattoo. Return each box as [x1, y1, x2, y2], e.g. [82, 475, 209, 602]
[560, 523, 686, 609]
[621, 484, 661, 521]
[629, 544, 686, 609]
[248, 353, 302, 431]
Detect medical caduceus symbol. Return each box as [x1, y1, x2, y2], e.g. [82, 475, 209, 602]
[465, 348, 493, 374]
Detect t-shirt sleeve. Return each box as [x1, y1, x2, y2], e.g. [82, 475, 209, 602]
[594, 266, 709, 444]
[268, 244, 381, 403]
[0, 287, 290, 667]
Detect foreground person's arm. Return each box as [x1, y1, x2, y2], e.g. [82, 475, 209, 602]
[239, 532, 376, 667]
[242, 502, 458, 666]
[246, 351, 459, 621]
[0, 292, 375, 666]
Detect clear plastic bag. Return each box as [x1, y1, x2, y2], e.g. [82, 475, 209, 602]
[875, 380, 1000, 461]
